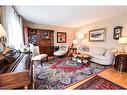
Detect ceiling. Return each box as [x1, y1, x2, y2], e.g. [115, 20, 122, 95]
[15, 6, 127, 28]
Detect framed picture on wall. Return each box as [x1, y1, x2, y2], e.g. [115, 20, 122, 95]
[113, 26, 122, 40]
[89, 28, 106, 42]
[57, 32, 66, 43]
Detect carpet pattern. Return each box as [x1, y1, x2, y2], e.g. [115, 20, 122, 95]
[33, 57, 110, 89]
[75, 75, 126, 89]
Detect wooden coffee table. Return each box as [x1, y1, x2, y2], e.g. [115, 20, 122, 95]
[72, 53, 90, 64]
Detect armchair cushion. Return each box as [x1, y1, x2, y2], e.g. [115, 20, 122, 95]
[32, 54, 48, 61]
[54, 45, 68, 56]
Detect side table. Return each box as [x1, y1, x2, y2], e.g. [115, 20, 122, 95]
[114, 54, 127, 72]
[69, 47, 77, 53]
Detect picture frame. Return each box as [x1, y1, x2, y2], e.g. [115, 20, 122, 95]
[113, 26, 122, 40]
[89, 28, 106, 42]
[57, 32, 67, 43]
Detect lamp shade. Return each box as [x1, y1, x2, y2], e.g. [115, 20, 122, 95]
[0, 24, 6, 37]
[78, 33, 84, 39]
[119, 37, 127, 44]
[73, 40, 77, 44]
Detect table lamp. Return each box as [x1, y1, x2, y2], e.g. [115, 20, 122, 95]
[73, 40, 77, 44]
[72, 39, 77, 47]
[72, 40, 77, 53]
[0, 24, 7, 52]
[118, 36, 127, 53]
[71, 40, 77, 48]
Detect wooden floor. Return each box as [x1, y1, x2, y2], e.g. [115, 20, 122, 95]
[65, 67, 127, 89]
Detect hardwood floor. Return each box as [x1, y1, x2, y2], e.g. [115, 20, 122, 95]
[98, 67, 127, 88]
[65, 67, 127, 89]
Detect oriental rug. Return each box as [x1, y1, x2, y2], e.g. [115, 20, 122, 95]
[75, 75, 126, 89]
[33, 57, 110, 89]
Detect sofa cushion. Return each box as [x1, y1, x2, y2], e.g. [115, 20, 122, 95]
[90, 54, 107, 60]
[89, 47, 107, 55]
[90, 58, 108, 65]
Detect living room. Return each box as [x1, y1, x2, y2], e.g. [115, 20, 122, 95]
[0, 5, 127, 92]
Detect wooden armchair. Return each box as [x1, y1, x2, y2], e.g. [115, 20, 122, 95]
[0, 70, 30, 89]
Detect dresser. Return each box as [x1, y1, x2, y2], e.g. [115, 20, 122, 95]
[114, 54, 127, 72]
[36, 29, 54, 56]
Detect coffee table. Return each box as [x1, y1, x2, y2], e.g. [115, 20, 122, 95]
[72, 53, 91, 64]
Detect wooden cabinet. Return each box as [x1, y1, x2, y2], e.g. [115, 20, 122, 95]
[23, 26, 54, 56]
[114, 54, 127, 72]
[28, 28, 38, 46]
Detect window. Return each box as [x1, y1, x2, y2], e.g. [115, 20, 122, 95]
[2, 6, 24, 49]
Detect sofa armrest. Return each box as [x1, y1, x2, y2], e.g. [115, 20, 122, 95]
[105, 49, 114, 64]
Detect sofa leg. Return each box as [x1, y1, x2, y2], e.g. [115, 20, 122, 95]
[40, 60, 43, 67]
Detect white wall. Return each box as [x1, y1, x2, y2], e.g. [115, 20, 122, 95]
[76, 14, 127, 48]
[24, 21, 76, 47]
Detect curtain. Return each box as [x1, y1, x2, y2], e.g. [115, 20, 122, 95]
[2, 6, 24, 49]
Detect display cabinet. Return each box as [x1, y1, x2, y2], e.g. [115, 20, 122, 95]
[23, 26, 54, 56]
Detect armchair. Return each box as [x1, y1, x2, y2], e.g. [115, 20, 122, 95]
[54, 45, 68, 57]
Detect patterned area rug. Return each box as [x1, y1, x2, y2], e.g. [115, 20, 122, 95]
[75, 75, 126, 89]
[33, 57, 110, 89]
[50, 58, 90, 72]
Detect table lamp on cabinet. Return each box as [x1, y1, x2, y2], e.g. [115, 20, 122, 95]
[118, 36, 127, 53]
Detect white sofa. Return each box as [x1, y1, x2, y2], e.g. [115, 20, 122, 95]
[77, 45, 114, 65]
[54, 45, 68, 57]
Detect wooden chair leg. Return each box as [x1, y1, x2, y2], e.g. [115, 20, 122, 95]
[40, 60, 43, 67]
